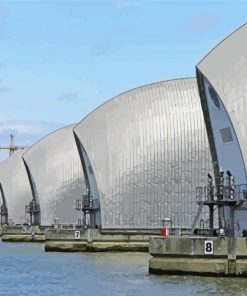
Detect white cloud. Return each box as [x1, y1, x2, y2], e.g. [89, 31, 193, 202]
[0, 118, 63, 161]
[0, 119, 63, 135]
[0, 121, 43, 135]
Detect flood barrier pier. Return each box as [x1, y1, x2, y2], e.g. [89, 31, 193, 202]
[149, 236, 247, 276]
[1, 225, 46, 242]
[0, 225, 161, 252]
[44, 229, 160, 252]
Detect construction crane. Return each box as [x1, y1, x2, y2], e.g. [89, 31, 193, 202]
[0, 134, 28, 156]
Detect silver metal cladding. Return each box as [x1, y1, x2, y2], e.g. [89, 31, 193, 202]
[0, 148, 31, 224]
[196, 23, 247, 186]
[74, 78, 213, 229]
[22, 124, 85, 226]
[196, 23, 247, 228]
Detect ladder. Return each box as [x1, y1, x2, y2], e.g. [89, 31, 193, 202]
[191, 201, 205, 235]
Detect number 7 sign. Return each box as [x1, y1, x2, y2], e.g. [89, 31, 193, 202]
[75, 231, 81, 240]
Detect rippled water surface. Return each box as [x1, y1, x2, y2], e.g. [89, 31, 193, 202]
[1, 241, 247, 295]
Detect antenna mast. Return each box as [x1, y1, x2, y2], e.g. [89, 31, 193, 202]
[0, 134, 28, 156]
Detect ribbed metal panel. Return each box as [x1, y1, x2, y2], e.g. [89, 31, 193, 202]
[197, 23, 247, 185]
[196, 23, 247, 228]
[0, 149, 31, 224]
[23, 124, 85, 226]
[74, 78, 213, 229]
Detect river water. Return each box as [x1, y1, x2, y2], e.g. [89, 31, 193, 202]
[0, 241, 247, 296]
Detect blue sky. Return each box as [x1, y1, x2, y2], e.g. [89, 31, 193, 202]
[0, 0, 247, 158]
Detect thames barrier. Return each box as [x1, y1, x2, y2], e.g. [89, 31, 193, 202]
[1, 22, 247, 278]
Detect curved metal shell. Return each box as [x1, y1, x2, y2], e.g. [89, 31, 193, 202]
[196, 23, 247, 228]
[74, 78, 213, 229]
[23, 124, 85, 226]
[0, 148, 32, 224]
[196, 23, 247, 186]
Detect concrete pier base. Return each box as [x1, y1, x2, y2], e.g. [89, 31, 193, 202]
[149, 257, 247, 276]
[45, 241, 88, 252]
[1, 226, 46, 242]
[2, 234, 45, 242]
[45, 240, 149, 252]
[1, 226, 156, 252]
[44, 229, 151, 252]
[149, 236, 247, 276]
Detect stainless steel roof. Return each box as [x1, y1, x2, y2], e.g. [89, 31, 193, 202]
[196, 23, 247, 228]
[0, 148, 31, 224]
[74, 78, 213, 229]
[197, 23, 247, 182]
[23, 124, 85, 226]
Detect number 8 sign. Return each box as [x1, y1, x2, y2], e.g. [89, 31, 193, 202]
[204, 240, 213, 255]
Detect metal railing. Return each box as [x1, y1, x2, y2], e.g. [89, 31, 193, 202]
[76, 195, 100, 211]
[25, 200, 40, 214]
[0, 204, 8, 216]
[0, 204, 8, 224]
[196, 184, 247, 204]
